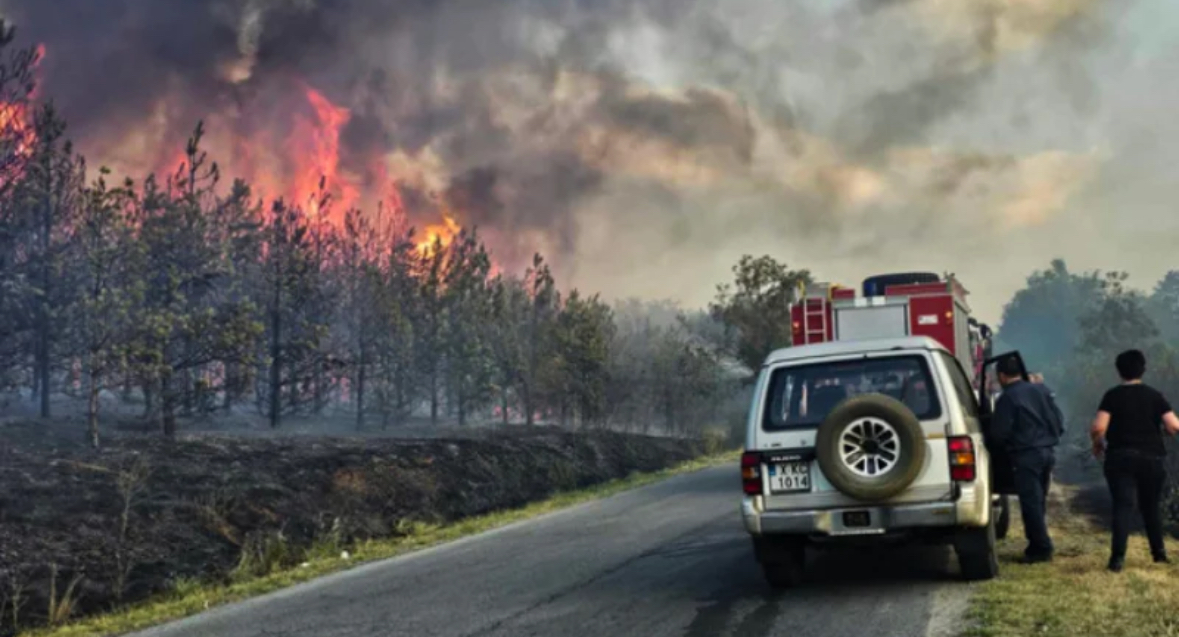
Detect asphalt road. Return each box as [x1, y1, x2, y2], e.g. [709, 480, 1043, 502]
[131, 464, 973, 637]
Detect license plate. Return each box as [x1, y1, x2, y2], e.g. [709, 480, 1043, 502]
[768, 461, 811, 494]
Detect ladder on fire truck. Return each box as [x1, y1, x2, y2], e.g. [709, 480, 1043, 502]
[798, 282, 836, 345]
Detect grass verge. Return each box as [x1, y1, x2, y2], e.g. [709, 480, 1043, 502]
[965, 485, 1179, 637]
[24, 450, 738, 637]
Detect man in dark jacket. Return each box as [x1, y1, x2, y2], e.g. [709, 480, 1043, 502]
[991, 357, 1065, 563]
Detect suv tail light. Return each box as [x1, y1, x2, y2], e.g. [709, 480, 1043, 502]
[741, 451, 762, 495]
[948, 436, 976, 482]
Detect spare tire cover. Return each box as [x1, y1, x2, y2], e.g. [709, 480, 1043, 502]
[815, 393, 928, 502]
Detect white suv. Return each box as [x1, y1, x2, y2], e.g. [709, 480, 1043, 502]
[740, 336, 1009, 586]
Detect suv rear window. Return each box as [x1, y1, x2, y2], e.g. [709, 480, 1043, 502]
[762, 355, 942, 431]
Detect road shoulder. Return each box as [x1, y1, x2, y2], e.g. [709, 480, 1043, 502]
[965, 483, 1179, 637]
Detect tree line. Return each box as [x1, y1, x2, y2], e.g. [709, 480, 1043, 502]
[996, 258, 1179, 446]
[0, 28, 755, 446]
[699, 252, 1179, 434]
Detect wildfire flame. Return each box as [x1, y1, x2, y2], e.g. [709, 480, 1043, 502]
[7, 41, 464, 258]
[416, 214, 461, 256]
[0, 100, 34, 163]
[222, 82, 461, 254]
[0, 44, 45, 185]
[289, 83, 360, 219]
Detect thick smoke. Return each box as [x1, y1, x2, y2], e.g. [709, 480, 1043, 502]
[0, 0, 1159, 320]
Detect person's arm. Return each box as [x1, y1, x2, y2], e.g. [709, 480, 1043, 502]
[1092, 390, 1116, 457]
[1162, 411, 1179, 435]
[1160, 392, 1179, 435]
[1090, 411, 1110, 457]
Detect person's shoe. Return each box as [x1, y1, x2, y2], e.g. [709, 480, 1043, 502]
[1109, 557, 1125, 572]
[1021, 552, 1053, 564]
[1154, 554, 1170, 564]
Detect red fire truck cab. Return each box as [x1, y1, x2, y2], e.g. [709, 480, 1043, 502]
[789, 272, 994, 387]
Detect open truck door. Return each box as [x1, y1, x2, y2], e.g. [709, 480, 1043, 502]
[977, 351, 1027, 496]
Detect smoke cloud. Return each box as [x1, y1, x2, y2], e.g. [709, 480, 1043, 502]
[1, 0, 1164, 322]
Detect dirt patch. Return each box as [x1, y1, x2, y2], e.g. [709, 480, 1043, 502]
[0, 425, 706, 635]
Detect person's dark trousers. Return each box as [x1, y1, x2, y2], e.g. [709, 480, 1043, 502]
[1012, 447, 1056, 559]
[1104, 449, 1167, 563]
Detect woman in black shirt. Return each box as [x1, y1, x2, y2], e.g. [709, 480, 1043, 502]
[1090, 349, 1179, 572]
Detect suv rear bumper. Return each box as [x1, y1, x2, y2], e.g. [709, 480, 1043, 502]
[742, 496, 959, 536]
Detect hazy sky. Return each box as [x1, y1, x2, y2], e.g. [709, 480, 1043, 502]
[563, 0, 1178, 325]
[4, 0, 1176, 325]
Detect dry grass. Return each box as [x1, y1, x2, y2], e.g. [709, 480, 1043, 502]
[967, 485, 1179, 637]
[22, 450, 738, 637]
[45, 565, 83, 627]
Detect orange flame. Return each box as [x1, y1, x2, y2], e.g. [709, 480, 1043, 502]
[288, 83, 360, 219]
[0, 44, 46, 185]
[110, 69, 480, 266]
[416, 213, 461, 256]
[0, 100, 35, 160]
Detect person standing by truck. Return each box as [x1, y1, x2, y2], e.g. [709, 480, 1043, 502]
[1089, 349, 1179, 572]
[991, 357, 1065, 563]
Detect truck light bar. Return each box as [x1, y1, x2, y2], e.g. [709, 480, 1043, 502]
[795, 276, 968, 305]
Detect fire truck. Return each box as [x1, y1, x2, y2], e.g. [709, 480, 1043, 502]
[788, 272, 994, 388]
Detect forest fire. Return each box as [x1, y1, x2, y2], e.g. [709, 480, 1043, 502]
[287, 83, 360, 219]
[5, 45, 443, 249]
[0, 43, 44, 186]
[0, 100, 33, 169]
[215, 80, 466, 255]
[170, 80, 462, 255]
[417, 214, 462, 256]
[56, 65, 463, 257]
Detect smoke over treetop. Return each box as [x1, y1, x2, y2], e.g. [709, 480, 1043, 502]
[1, 0, 1153, 322]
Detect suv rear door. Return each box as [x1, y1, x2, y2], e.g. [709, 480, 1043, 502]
[751, 351, 953, 508]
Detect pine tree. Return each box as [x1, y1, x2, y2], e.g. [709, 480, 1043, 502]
[415, 236, 447, 425]
[372, 231, 420, 429]
[17, 103, 84, 417]
[73, 169, 139, 448]
[127, 124, 263, 437]
[260, 198, 324, 428]
[442, 230, 495, 427]
[520, 254, 558, 426]
[489, 276, 528, 425]
[549, 291, 614, 427]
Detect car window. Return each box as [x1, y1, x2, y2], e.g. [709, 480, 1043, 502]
[762, 355, 942, 431]
[937, 351, 979, 419]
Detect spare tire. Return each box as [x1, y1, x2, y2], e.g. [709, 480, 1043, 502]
[815, 394, 927, 502]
